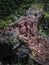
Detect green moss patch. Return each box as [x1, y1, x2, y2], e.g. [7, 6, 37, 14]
[31, 3, 44, 10]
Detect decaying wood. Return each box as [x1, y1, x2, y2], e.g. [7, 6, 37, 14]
[1, 8, 49, 65]
[14, 9, 49, 65]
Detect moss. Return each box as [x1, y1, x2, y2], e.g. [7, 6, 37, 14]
[31, 3, 44, 10]
[38, 29, 47, 38]
[32, 52, 37, 57]
[0, 18, 12, 29]
[44, 12, 49, 18]
[9, 36, 14, 45]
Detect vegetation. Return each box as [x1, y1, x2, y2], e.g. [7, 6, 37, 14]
[0, 1, 49, 34]
[0, 0, 49, 65]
